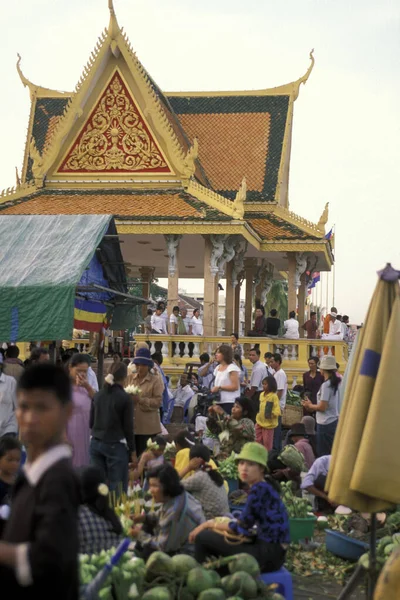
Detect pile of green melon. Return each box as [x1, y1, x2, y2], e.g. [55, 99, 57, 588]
[141, 552, 285, 600]
[80, 550, 285, 600]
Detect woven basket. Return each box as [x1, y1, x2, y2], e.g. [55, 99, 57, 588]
[282, 404, 303, 427]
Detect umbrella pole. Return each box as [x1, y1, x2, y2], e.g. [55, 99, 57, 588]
[367, 513, 377, 600]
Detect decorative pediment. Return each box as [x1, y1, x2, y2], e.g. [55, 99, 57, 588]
[57, 70, 171, 175]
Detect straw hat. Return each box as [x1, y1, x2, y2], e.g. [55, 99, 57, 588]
[319, 355, 337, 371]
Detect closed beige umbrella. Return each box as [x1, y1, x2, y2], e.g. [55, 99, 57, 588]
[327, 264, 400, 512]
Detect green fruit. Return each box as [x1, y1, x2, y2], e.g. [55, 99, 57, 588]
[226, 597, 244, 600]
[222, 572, 258, 599]
[198, 589, 226, 600]
[227, 554, 260, 577]
[171, 554, 199, 576]
[179, 590, 195, 600]
[142, 587, 171, 600]
[208, 570, 222, 588]
[187, 568, 216, 596]
[145, 551, 173, 578]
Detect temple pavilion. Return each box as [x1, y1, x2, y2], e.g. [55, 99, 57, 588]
[0, 1, 334, 344]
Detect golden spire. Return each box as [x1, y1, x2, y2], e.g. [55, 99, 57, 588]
[317, 201, 329, 234]
[16, 54, 35, 96]
[108, 0, 120, 39]
[15, 166, 21, 187]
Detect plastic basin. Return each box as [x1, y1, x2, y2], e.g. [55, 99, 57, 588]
[325, 529, 369, 561]
[289, 515, 316, 542]
[227, 478, 239, 494]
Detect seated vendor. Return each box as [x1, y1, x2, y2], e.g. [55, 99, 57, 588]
[174, 430, 219, 478]
[190, 442, 289, 573]
[272, 423, 316, 484]
[300, 454, 337, 512]
[206, 396, 255, 456]
[130, 435, 166, 484]
[132, 464, 205, 559]
[78, 466, 123, 555]
[181, 445, 230, 519]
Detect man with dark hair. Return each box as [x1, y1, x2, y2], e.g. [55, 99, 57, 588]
[198, 353, 215, 390]
[169, 306, 180, 336]
[302, 311, 319, 340]
[246, 348, 267, 413]
[247, 307, 267, 337]
[30, 347, 50, 365]
[266, 309, 280, 337]
[270, 353, 287, 451]
[3, 346, 24, 382]
[0, 363, 80, 598]
[264, 352, 275, 376]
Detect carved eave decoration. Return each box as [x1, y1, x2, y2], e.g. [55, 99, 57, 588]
[19, 0, 193, 187]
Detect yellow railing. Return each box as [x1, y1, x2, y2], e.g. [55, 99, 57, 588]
[134, 334, 348, 385]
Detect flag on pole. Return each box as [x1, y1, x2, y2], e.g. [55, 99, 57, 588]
[308, 272, 321, 289]
[74, 299, 107, 332]
[325, 228, 333, 240]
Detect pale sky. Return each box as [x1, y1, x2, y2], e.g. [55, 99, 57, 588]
[1, 0, 399, 323]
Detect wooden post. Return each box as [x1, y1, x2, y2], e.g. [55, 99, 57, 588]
[225, 261, 234, 335]
[287, 253, 297, 317]
[244, 258, 256, 333]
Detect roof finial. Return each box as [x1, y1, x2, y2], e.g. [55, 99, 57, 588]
[16, 54, 36, 96]
[232, 177, 246, 220]
[317, 201, 329, 234]
[108, 0, 120, 39]
[292, 49, 315, 100]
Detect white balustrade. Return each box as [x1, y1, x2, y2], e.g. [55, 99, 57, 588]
[327, 346, 333, 356]
[161, 342, 169, 359]
[183, 342, 190, 359]
[319, 346, 325, 358]
[193, 342, 200, 358]
[311, 345, 317, 357]
[283, 345, 289, 360]
[292, 375, 298, 388]
[290, 345, 298, 361]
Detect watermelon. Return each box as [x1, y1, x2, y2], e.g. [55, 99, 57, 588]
[227, 554, 260, 578]
[198, 589, 226, 600]
[186, 567, 216, 596]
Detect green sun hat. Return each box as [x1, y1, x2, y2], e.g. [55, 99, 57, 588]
[235, 442, 268, 467]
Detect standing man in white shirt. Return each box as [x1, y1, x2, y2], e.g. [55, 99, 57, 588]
[271, 353, 287, 451]
[264, 352, 275, 376]
[246, 348, 267, 413]
[169, 306, 180, 335]
[151, 306, 168, 334]
[0, 354, 18, 439]
[321, 311, 343, 340]
[181, 308, 191, 334]
[157, 301, 169, 333]
[191, 308, 203, 336]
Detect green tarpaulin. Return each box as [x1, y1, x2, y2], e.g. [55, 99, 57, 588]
[0, 215, 112, 341]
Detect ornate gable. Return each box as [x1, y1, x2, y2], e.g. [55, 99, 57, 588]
[57, 70, 171, 175]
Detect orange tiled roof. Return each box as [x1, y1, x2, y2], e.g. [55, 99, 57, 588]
[178, 112, 270, 193]
[0, 190, 232, 222]
[248, 217, 317, 240]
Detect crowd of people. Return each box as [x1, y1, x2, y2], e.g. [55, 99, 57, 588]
[0, 318, 345, 597]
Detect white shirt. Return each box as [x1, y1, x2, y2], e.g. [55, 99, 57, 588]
[151, 313, 167, 334]
[329, 319, 343, 338]
[267, 365, 275, 376]
[213, 363, 241, 405]
[169, 313, 178, 333]
[182, 316, 191, 333]
[249, 360, 268, 391]
[172, 384, 194, 408]
[316, 380, 339, 425]
[283, 318, 299, 339]
[274, 368, 288, 410]
[301, 455, 332, 489]
[0, 372, 17, 437]
[191, 315, 203, 336]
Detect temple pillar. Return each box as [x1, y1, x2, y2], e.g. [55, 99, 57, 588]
[213, 278, 220, 335]
[287, 253, 297, 316]
[203, 237, 215, 337]
[298, 272, 307, 336]
[234, 282, 241, 334]
[139, 266, 154, 318]
[167, 247, 179, 316]
[244, 258, 256, 333]
[225, 261, 234, 335]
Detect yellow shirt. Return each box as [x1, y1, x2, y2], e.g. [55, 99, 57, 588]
[256, 392, 281, 429]
[174, 448, 229, 492]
